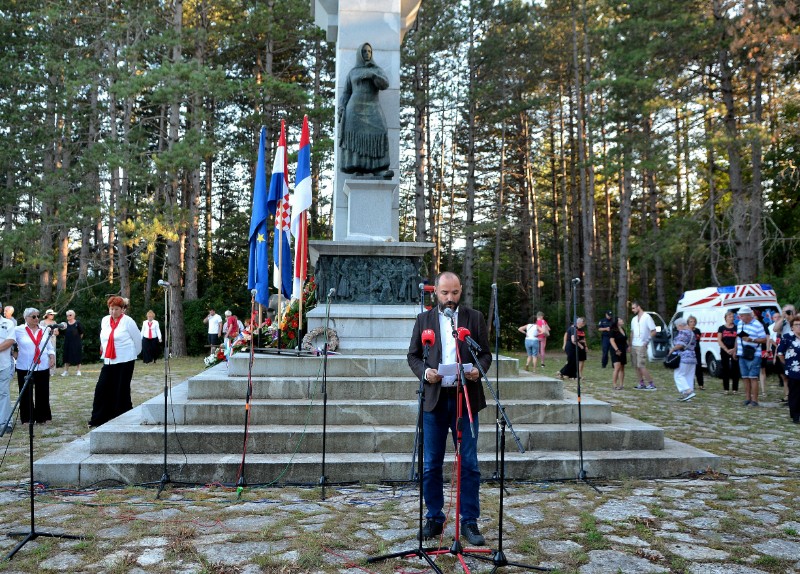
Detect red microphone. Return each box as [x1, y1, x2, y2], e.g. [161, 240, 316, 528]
[421, 329, 435, 347]
[457, 327, 482, 351]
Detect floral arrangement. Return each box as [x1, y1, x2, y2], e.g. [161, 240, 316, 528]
[229, 277, 318, 351]
[203, 347, 227, 368]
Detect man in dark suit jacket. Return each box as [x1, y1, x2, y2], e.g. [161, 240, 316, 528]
[407, 271, 492, 546]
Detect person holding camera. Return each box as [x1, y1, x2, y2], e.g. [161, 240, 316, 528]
[736, 306, 768, 407]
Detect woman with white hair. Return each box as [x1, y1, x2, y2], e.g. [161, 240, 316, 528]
[669, 317, 697, 402]
[14, 308, 55, 424]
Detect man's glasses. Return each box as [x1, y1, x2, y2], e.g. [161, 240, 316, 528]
[784, 310, 793, 315]
[29, 315, 39, 319]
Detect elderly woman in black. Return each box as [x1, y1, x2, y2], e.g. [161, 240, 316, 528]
[14, 308, 55, 424]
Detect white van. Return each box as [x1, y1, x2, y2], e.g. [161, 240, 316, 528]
[667, 284, 780, 377]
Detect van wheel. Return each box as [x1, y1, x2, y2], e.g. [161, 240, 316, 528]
[706, 352, 722, 378]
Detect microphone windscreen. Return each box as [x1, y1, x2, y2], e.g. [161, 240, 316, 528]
[421, 329, 435, 346]
[457, 327, 471, 342]
[443, 308, 455, 319]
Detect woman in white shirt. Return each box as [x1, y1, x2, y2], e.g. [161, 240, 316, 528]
[517, 317, 540, 370]
[88, 296, 142, 428]
[14, 308, 56, 424]
[140, 310, 163, 364]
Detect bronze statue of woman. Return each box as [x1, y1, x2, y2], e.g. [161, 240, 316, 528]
[338, 43, 393, 179]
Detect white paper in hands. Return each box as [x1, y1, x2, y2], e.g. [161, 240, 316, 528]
[437, 362, 473, 387]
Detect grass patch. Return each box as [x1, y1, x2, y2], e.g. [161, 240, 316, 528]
[579, 512, 608, 550]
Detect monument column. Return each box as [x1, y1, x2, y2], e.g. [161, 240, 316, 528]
[313, 0, 421, 241]
[309, 0, 431, 355]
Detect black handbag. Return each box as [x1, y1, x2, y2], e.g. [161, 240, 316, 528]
[742, 345, 756, 360]
[663, 351, 681, 369]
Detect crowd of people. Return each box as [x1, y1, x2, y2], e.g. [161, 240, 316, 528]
[0, 298, 176, 431]
[518, 301, 798, 423]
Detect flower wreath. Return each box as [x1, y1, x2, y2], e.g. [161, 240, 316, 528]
[302, 327, 339, 352]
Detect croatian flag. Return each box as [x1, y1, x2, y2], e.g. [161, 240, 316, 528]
[247, 127, 270, 308]
[291, 115, 312, 300]
[266, 120, 293, 299]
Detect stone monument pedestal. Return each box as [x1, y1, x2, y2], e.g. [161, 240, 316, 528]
[307, 240, 433, 354]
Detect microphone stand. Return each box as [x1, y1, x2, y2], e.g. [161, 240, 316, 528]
[570, 280, 600, 494]
[491, 284, 500, 480]
[319, 288, 333, 500]
[367, 339, 444, 574]
[6, 326, 82, 559]
[422, 318, 491, 573]
[145, 282, 193, 498]
[235, 289, 258, 498]
[462, 342, 550, 572]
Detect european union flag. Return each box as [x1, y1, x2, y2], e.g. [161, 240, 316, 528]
[248, 127, 271, 307]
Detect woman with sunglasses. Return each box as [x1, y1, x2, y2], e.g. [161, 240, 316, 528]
[14, 308, 55, 424]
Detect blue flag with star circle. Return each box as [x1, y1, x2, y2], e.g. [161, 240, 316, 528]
[248, 126, 270, 307]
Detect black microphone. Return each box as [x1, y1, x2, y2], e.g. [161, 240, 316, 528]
[491, 283, 497, 291]
[443, 306, 457, 334]
[418, 282, 425, 291]
[250, 288, 257, 296]
[48, 322, 68, 331]
[571, 277, 581, 285]
[158, 280, 171, 287]
[328, 288, 336, 298]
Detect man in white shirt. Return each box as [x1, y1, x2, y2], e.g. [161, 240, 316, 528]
[203, 309, 224, 355]
[0, 315, 16, 432]
[630, 301, 657, 390]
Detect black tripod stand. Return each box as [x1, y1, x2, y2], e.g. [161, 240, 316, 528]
[319, 287, 335, 500]
[570, 278, 600, 493]
[462, 340, 550, 572]
[367, 330, 443, 573]
[146, 280, 193, 498]
[235, 288, 259, 499]
[5, 325, 81, 559]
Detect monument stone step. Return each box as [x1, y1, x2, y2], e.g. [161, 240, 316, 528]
[227, 352, 521, 378]
[34, 438, 718, 487]
[87, 412, 664, 455]
[139, 396, 613, 426]
[186, 374, 564, 401]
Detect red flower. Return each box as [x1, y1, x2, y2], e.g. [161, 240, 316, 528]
[291, 321, 298, 328]
[288, 332, 295, 339]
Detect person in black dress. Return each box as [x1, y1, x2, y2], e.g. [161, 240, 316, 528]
[610, 317, 628, 390]
[717, 310, 739, 394]
[558, 317, 586, 380]
[61, 310, 84, 377]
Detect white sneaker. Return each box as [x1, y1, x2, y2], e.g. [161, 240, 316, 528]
[61, 371, 68, 377]
[76, 371, 82, 376]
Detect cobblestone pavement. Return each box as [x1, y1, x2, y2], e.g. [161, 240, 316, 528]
[0, 358, 798, 573]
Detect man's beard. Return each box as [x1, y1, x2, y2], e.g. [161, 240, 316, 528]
[438, 301, 458, 313]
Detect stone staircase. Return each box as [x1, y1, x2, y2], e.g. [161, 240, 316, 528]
[35, 351, 718, 487]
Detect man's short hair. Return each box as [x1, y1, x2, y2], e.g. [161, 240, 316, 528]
[434, 271, 460, 287]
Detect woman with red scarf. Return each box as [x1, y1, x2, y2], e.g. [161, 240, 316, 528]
[14, 307, 56, 424]
[88, 296, 142, 428]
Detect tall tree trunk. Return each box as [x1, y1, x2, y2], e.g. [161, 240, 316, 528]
[462, 2, 477, 305]
[487, 121, 506, 333]
[643, 115, 667, 319]
[615, 121, 634, 316]
[413, 55, 426, 243]
[714, 1, 753, 281]
[166, 0, 187, 356]
[750, 57, 764, 276]
[577, 0, 596, 334]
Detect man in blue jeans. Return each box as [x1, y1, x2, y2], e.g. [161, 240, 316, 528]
[736, 306, 768, 407]
[407, 271, 492, 546]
